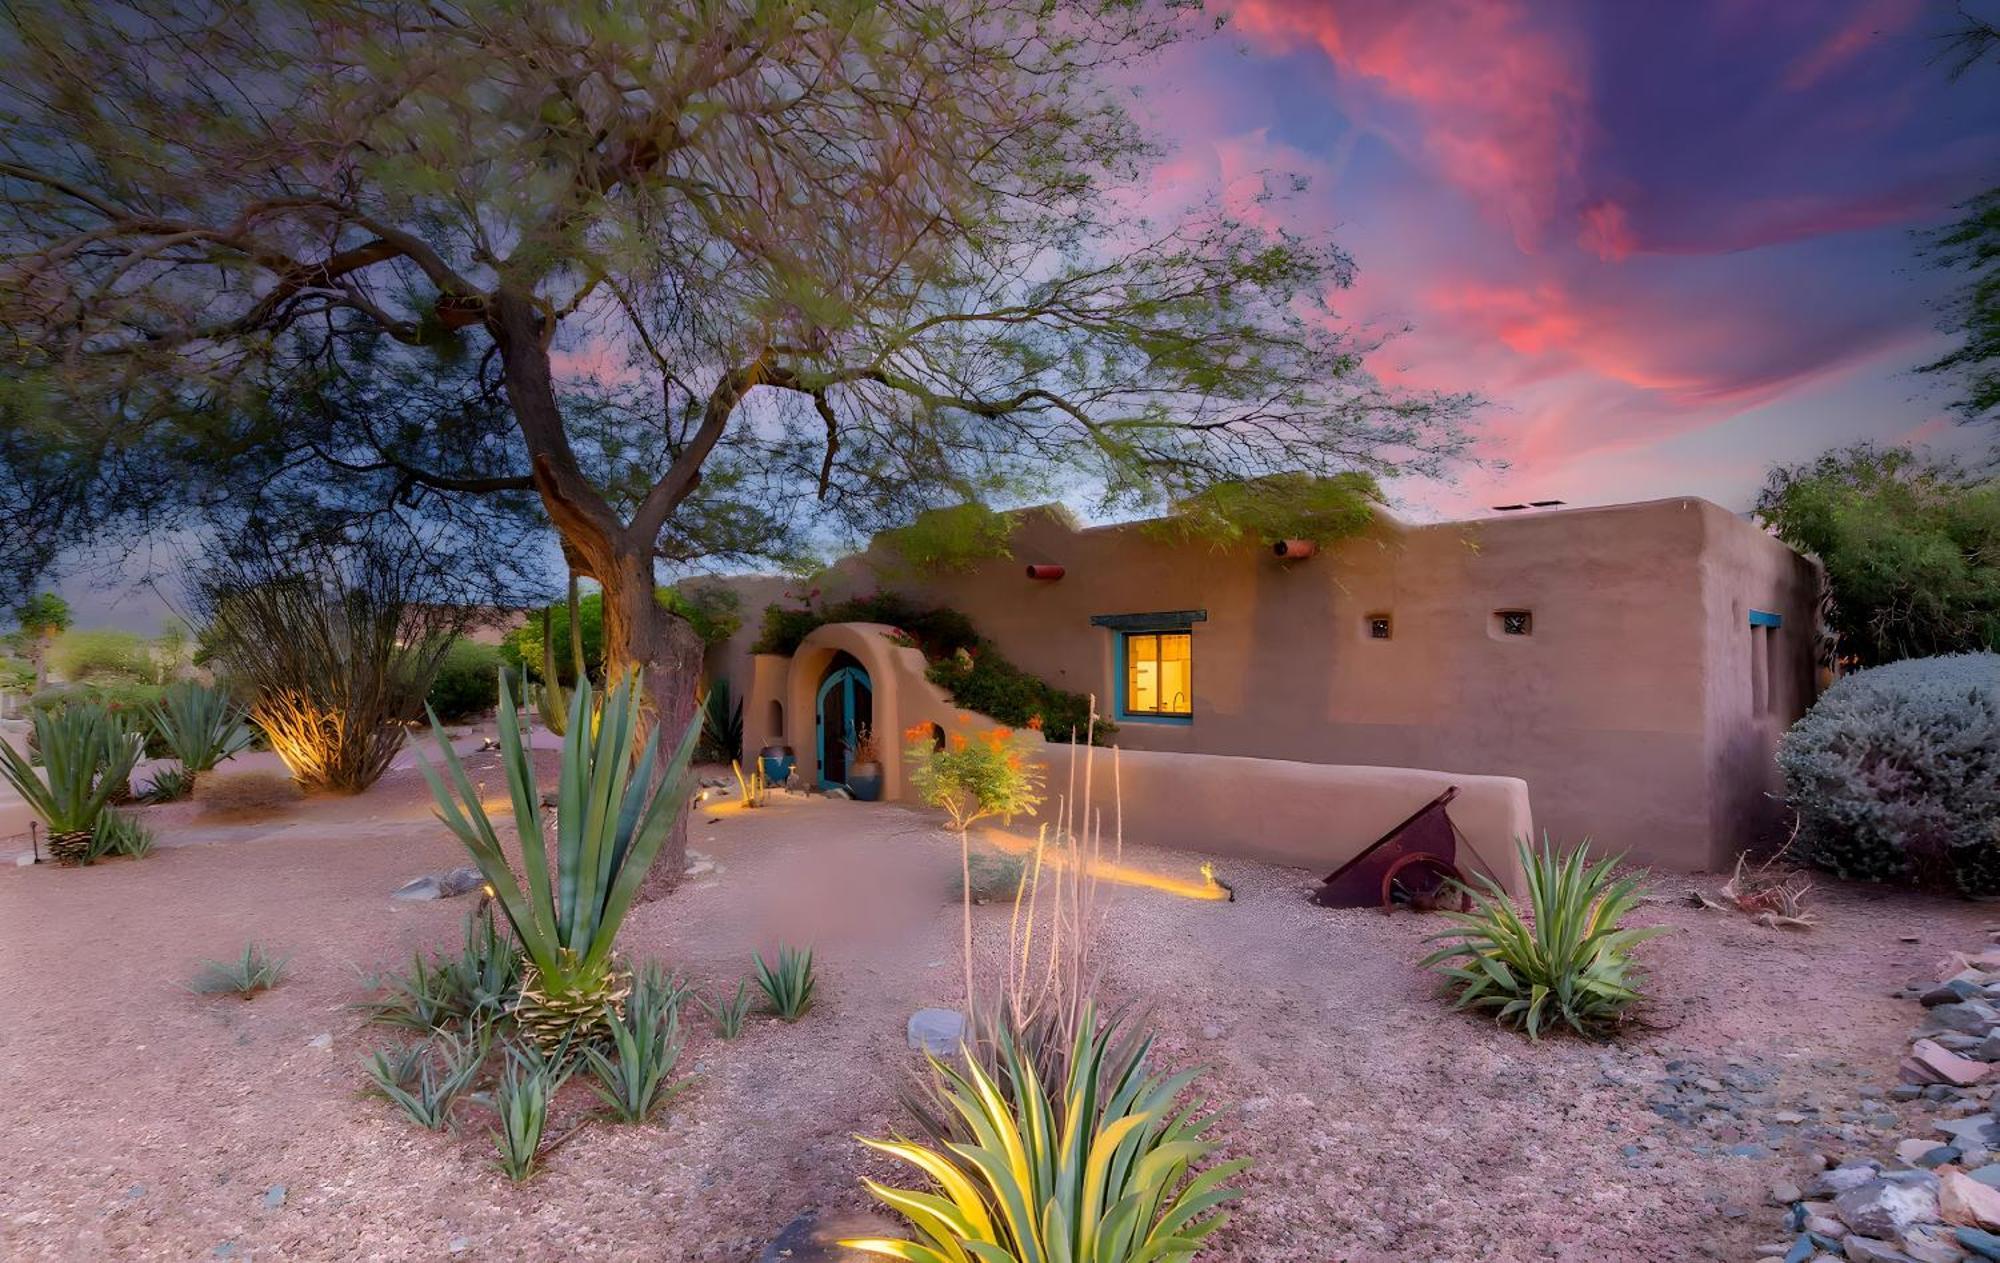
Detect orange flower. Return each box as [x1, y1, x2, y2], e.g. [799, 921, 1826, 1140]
[904, 723, 931, 746]
[949, 732, 968, 751]
[1026, 715, 1043, 731]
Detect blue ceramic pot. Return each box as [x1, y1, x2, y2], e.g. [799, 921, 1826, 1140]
[846, 763, 883, 802]
[758, 746, 794, 786]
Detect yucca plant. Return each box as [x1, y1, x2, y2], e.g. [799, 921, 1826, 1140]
[146, 680, 254, 774]
[419, 669, 698, 1052]
[1419, 836, 1666, 1040]
[142, 765, 195, 804]
[189, 942, 289, 997]
[847, 1005, 1246, 1262]
[703, 979, 753, 1039]
[362, 903, 522, 1033]
[0, 702, 142, 863]
[584, 1002, 685, 1123]
[490, 1044, 554, 1182]
[753, 945, 816, 1021]
[630, 960, 693, 1019]
[89, 808, 155, 861]
[364, 1027, 489, 1129]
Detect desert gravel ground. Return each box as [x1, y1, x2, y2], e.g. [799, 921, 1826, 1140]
[0, 757, 1989, 1262]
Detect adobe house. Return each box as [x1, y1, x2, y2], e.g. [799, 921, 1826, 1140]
[694, 496, 1819, 875]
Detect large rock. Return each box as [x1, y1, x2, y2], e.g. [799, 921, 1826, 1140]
[1808, 1164, 1885, 1199]
[1944, 1170, 2000, 1231]
[1841, 1236, 1915, 1263]
[757, 1209, 903, 1262]
[1834, 1172, 1942, 1239]
[1907, 1039, 1995, 1088]
[1927, 1002, 2000, 1038]
[391, 865, 486, 901]
[907, 1008, 966, 1056]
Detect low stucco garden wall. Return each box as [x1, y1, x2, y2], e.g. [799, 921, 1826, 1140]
[1027, 745, 1531, 897]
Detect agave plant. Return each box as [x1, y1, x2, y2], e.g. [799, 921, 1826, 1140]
[419, 669, 697, 1051]
[847, 1006, 1245, 1262]
[752, 945, 816, 1021]
[147, 680, 255, 774]
[1419, 836, 1665, 1040]
[0, 703, 142, 864]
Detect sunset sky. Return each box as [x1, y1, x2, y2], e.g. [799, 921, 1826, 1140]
[1147, 0, 1999, 517]
[46, 0, 2000, 629]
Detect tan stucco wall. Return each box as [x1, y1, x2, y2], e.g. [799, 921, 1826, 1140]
[711, 496, 1818, 873]
[1029, 744, 1530, 895]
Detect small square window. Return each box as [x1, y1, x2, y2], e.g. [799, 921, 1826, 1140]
[1497, 609, 1533, 637]
[1367, 615, 1392, 640]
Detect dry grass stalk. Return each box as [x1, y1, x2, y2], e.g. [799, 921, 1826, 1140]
[978, 698, 1117, 1067]
[1696, 820, 1819, 929]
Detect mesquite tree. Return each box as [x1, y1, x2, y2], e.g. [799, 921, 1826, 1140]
[0, 3, 1470, 799]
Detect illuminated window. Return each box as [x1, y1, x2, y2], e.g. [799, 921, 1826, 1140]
[1123, 630, 1192, 719]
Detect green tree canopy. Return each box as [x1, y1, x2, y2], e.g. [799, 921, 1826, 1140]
[0, 0, 1472, 737]
[1756, 444, 2000, 666]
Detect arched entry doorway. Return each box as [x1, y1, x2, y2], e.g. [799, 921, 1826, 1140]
[815, 656, 874, 789]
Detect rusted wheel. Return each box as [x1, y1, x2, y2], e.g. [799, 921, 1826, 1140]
[1379, 853, 1470, 914]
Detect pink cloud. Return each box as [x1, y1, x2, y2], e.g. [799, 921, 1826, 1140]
[1578, 199, 1636, 262]
[1782, 0, 1923, 91]
[1229, 0, 1592, 248]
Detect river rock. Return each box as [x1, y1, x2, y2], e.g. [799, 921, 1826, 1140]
[1944, 1170, 2000, 1231]
[391, 865, 485, 901]
[907, 1008, 965, 1055]
[1834, 1172, 1942, 1239]
[757, 1209, 902, 1262]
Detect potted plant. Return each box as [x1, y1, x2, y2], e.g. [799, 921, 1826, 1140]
[845, 725, 883, 802]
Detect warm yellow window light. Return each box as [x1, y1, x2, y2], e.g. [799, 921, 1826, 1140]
[1124, 631, 1192, 717]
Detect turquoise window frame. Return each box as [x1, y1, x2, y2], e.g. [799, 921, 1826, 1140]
[1112, 628, 1194, 726]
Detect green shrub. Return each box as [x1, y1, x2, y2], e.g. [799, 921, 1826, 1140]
[504, 585, 741, 683]
[31, 682, 171, 755]
[1420, 838, 1662, 1040]
[848, 1005, 1246, 1261]
[907, 724, 1045, 835]
[951, 849, 1026, 903]
[427, 638, 504, 721]
[49, 628, 158, 683]
[1756, 445, 2000, 665]
[877, 503, 1016, 574]
[925, 644, 1110, 743]
[750, 591, 978, 658]
[0, 656, 32, 693]
[1779, 652, 2000, 893]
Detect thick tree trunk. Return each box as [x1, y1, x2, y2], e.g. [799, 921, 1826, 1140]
[600, 544, 704, 900]
[490, 287, 705, 901]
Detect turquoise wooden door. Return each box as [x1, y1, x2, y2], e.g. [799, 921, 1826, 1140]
[815, 665, 872, 788]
